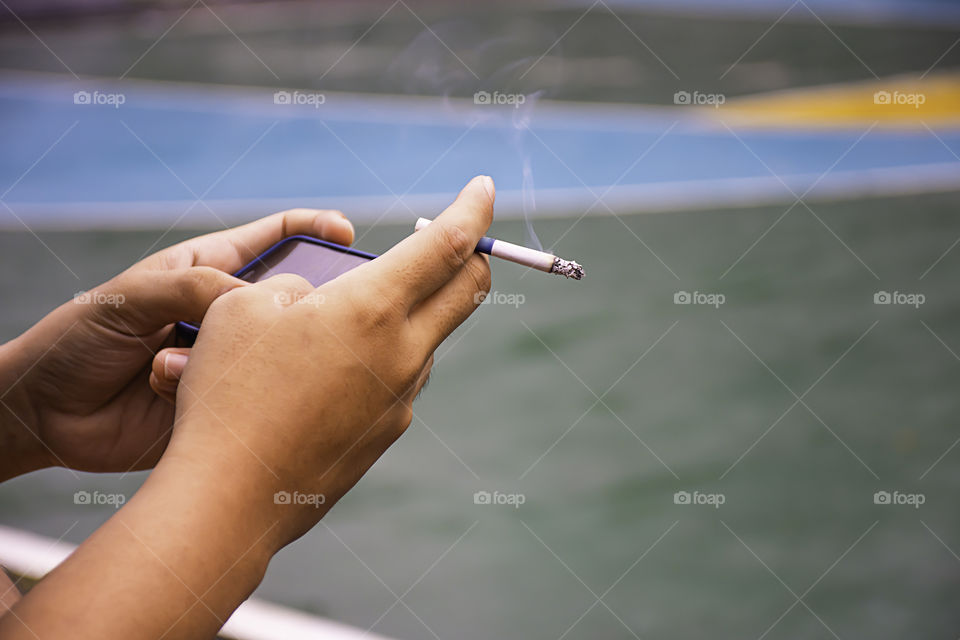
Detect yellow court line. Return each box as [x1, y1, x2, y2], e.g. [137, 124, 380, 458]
[708, 72, 960, 128]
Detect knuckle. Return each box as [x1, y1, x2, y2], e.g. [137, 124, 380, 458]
[178, 265, 219, 293]
[362, 289, 405, 330]
[397, 405, 414, 431]
[421, 354, 435, 382]
[433, 223, 472, 272]
[395, 348, 432, 394]
[207, 285, 245, 313]
[264, 273, 313, 293]
[168, 266, 220, 310]
[274, 207, 311, 216]
[274, 208, 348, 235]
[463, 257, 492, 298]
[388, 404, 414, 437]
[175, 266, 238, 317]
[399, 360, 421, 391]
[279, 272, 313, 288]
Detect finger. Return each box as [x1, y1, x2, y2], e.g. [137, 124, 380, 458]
[144, 209, 355, 273]
[346, 176, 493, 310]
[101, 266, 247, 329]
[149, 370, 178, 404]
[410, 253, 490, 351]
[152, 348, 191, 385]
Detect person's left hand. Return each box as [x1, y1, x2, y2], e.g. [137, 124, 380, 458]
[0, 209, 354, 478]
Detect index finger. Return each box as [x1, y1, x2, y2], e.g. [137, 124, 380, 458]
[141, 208, 355, 274]
[354, 175, 494, 309]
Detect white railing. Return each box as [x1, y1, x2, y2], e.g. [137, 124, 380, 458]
[0, 525, 394, 640]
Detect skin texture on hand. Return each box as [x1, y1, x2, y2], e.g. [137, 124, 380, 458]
[0, 208, 354, 480]
[0, 176, 495, 640]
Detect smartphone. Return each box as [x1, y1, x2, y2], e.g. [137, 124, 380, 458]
[175, 235, 378, 346]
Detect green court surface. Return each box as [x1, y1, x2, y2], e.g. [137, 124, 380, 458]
[2, 191, 959, 638]
[2, 1, 960, 637]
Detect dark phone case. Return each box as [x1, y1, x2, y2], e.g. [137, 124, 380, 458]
[174, 235, 378, 347]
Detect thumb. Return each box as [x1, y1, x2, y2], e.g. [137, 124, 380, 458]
[97, 266, 247, 331]
[355, 175, 494, 309]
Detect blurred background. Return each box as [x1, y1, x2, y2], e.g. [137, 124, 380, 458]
[1, 0, 959, 638]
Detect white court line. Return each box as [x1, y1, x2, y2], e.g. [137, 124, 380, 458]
[2, 161, 958, 230]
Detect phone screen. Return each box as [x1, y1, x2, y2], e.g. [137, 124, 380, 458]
[237, 238, 373, 286]
[175, 237, 375, 346]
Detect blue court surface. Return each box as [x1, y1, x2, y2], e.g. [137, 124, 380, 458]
[2, 72, 958, 229]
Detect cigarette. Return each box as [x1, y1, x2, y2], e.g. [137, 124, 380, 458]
[414, 218, 584, 280]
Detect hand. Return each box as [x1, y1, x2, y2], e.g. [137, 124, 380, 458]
[0, 209, 354, 479]
[163, 175, 494, 547]
[0, 177, 493, 640]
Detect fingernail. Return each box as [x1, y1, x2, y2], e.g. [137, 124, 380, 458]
[163, 353, 189, 380]
[340, 216, 355, 237]
[478, 175, 495, 202]
[469, 175, 494, 203]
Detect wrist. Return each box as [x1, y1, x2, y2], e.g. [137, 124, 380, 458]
[160, 419, 338, 554]
[0, 445, 282, 639]
[153, 435, 290, 558]
[119, 450, 280, 599]
[0, 339, 50, 481]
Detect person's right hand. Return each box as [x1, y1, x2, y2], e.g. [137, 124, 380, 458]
[161, 175, 494, 548]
